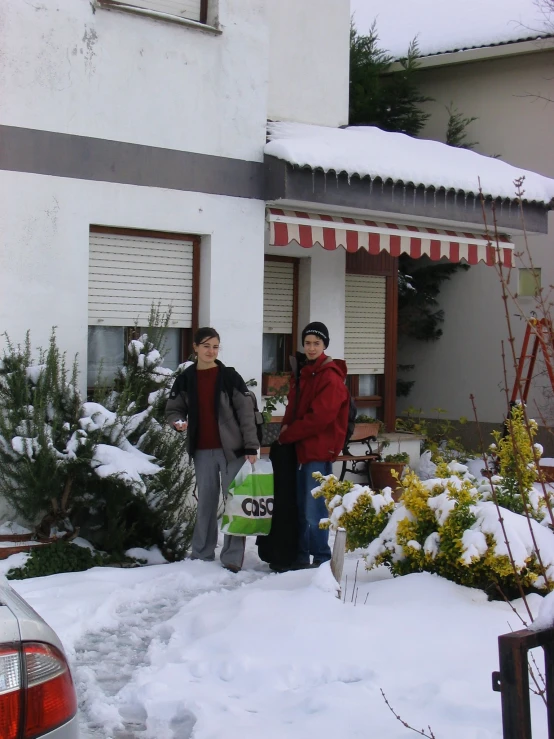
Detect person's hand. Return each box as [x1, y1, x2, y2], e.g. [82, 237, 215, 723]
[173, 421, 187, 432]
[246, 454, 258, 465]
[280, 424, 288, 435]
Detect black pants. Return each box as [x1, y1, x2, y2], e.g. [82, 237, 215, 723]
[257, 442, 298, 568]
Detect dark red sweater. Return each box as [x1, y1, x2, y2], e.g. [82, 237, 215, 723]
[196, 366, 222, 450]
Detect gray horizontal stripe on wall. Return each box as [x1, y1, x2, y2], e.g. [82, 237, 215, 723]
[0, 125, 265, 200]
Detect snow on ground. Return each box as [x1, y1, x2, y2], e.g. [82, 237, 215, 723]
[6, 537, 550, 739]
[265, 121, 554, 204]
[351, 0, 551, 58]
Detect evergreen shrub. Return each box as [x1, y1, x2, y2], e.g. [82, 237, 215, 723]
[6, 540, 144, 580]
[0, 307, 196, 566]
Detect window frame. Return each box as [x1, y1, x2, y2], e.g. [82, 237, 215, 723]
[87, 226, 200, 394]
[345, 249, 398, 431]
[262, 255, 299, 384]
[95, 0, 220, 33]
[518, 267, 542, 298]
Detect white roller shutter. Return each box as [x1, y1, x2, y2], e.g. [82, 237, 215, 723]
[88, 232, 194, 328]
[263, 261, 294, 334]
[345, 274, 386, 374]
[100, 0, 203, 22]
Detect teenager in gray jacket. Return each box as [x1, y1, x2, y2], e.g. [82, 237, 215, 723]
[165, 327, 259, 572]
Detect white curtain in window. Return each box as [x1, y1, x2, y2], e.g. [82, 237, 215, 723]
[87, 327, 124, 387]
[262, 334, 279, 374]
[162, 328, 181, 370]
[358, 374, 376, 396]
[139, 327, 181, 370]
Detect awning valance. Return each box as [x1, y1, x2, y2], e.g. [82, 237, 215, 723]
[267, 208, 514, 266]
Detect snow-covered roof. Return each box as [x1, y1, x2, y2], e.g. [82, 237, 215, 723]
[265, 122, 554, 205]
[350, 0, 553, 59]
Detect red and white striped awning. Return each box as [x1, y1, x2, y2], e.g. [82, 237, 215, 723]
[268, 209, 514, 266]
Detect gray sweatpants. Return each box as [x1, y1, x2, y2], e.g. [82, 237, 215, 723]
[192, 449, 246, 569]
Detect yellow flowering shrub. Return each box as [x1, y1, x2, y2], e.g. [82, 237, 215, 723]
[366, 463, 551, 595]
[490, 403, 541, 519]
[312, 473, 394, 552]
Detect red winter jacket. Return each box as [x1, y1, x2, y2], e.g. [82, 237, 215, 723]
[279, 353, 349, 464]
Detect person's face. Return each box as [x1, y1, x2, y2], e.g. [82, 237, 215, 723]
[303, 335, 325, 361]
[193, 337, 220, 364]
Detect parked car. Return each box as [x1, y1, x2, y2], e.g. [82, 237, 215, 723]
[0, 576, 79, 738]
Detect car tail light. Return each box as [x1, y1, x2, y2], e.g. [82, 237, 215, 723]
[0, 642, 77, 739]
[0, 647, 21, 739]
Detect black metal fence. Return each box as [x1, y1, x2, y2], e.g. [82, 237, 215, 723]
[493, 626, 554, 738]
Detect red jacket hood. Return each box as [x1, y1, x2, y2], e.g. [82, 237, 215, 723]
[303, 353, 348, 380]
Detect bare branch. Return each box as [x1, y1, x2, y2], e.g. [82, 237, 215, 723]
[380, 689, 437, 738]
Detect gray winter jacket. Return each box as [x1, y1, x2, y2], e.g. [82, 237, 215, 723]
[165, 361, 259, 462]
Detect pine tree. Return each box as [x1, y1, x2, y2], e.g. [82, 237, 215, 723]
[445, 103, 478, 150]
[88, 305, 196, 559]
[0, 309, 196, 561]
[349, 23, 431, 135]
[0, 331, 95, 538]
[350, 23, 475, 398]
[397, 257, 470, 342]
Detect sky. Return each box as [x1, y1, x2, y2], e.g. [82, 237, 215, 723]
[350, 0, 552, 58]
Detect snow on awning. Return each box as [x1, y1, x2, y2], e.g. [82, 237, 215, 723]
[265, 122, 554, 205]
[267, 209, 514, 266]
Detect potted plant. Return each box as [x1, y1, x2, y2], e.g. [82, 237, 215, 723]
[246, 377, 290, 447]
[261, 371, 291, 397]
[370, 451, 410, 499]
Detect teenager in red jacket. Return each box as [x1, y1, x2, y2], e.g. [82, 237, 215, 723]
[279, 322, 349, 567]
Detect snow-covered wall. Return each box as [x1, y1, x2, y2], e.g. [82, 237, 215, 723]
[267, 0, 350, 128]
[0, 170, 265, 393]
[397, 51, 554, 424]
[0, 0, 268, 161]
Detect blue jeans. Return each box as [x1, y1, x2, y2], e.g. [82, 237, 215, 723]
[296, 461, 332, 564]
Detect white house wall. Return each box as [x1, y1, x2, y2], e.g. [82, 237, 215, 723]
[397, 51, 554, 423]
[0, 170, 265, 393]
[265, 243, 346, 359]
[0, 0, 268, 161]
[266, 0, 350, 128]
[0, 0, 349, 398]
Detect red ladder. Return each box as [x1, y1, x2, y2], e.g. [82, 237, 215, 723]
[511, 318, 554, 405]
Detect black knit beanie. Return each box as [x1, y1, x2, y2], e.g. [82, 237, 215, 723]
[302, 321, 330, 348]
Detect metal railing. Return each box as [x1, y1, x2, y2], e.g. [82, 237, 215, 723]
[493, 626, 554, 738]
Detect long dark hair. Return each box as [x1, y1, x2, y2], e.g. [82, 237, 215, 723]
[193, 327, 220, 345]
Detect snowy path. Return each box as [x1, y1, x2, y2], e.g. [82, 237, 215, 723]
[9, 545, 550, 739]
[75, 564, 267, 739]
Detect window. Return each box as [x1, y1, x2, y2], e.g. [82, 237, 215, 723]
[519, 268, 541, 297]
[358, 374, 377, 397]
[87, 326, 183, 387]
[344, 274, 386, 375]
[87, 227, 198, 389]
[262, 257, 299, 387]
[97, 0, 209, 26]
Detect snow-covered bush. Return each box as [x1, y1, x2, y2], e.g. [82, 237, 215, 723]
[86, 310, 196, 560]
[489, 403, 542, 519]
[366, 462, 554, 595]
[7, 540, 107, 580]
[0, 311, 196, 561]
[312, 473, 394, 551]
[0, 330, 95, 537]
